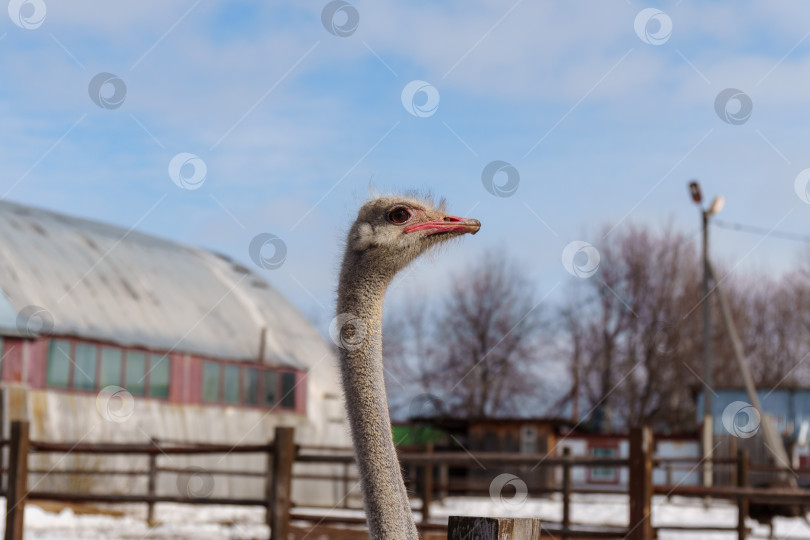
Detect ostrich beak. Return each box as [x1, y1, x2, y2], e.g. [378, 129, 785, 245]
[404, 214, 481, 235]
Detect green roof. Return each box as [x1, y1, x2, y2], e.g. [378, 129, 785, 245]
[392, 425, 446, 446]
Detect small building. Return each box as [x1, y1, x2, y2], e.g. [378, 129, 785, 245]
[697, 387, 810, 443]
[401, 416, 572, 492]
[0, 200, 350, 504]
[697, 387, 810, 485]
[405, 416, 570, 453]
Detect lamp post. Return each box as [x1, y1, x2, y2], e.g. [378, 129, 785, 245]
[688, 180, 724, 488]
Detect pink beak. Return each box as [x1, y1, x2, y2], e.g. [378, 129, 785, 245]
[403, 214, 481, 235]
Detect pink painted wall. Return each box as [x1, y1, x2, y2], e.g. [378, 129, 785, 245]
[2, 337, 23, 383]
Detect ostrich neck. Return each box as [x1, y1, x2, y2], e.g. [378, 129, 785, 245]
[337, 256, 418, 540]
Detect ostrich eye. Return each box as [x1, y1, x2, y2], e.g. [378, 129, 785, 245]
[387, 207, 412, 225]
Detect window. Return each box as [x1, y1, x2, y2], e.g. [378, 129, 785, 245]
[44, 340, 170, 399]
[150, 355, 170, 398]
[99, 347, 123, 388]
[264, 371, 278, 407]
[73, 344, 97, 391]
[590, 446, 618, 483]
[125, 351, 147, 396]
[244, 368, 259, 405]
[196, 360, 301, 410]
[263, 370, 277, 406]
[280, 372, 296, 409]
[202, 361, 220, 402]
[520, 426, 537, 454]
[47, 340, 71, 387]
[223, 365, 239, 404]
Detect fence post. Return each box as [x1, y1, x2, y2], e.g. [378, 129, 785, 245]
[737, 449, 749, 540]
[5, 420, 29, 540]
[447, 516, 541, 539]
[439, 461, 449, 501]
[562, 447, 571, 540]
[342, 461, 350, 508]
[268, 426, 295, 540]
[146, 438, 158, 526]
[628, 426, 653, 540]
[665, 462, 673, 501]
[421, 441, 433, 526]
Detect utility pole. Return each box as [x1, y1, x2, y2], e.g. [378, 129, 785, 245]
[689, 180, 724, 488]
[702, 206, 713, 488]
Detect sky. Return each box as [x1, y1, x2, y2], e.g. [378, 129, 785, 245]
[2, 0, 810, 336]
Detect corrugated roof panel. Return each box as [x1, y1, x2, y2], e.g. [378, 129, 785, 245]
[0, 200, 332, 370]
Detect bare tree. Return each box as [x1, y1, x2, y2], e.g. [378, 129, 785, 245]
[556, 223, 810, 433]
[383, 252, 548, 419]
[738, 271, 810, 388]
[557, 225, 713, 432]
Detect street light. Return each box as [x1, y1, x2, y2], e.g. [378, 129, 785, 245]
[688, 180, 723, 488]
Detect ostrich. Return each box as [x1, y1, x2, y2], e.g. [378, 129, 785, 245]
[336, 195, 480, 539]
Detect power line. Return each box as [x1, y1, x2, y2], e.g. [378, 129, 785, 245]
[712, 219, 810, 244]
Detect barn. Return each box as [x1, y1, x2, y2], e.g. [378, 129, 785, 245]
[0, 200, 350, 503]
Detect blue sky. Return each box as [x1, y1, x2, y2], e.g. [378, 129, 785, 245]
[2, 0, 810, 332]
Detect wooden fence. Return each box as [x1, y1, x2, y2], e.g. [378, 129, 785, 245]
[3, 421, 295, 540]
[5, 423, 810, 540]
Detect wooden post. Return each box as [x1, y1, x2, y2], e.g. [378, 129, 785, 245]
[421, 441, 433, 525]
[146, 438, 158, 526]
[562, 447, 571, 540]
[447, 516, 541, 539]
[342, 461, 350, 508]
[538, 433, 551, 490]
[5, 420, 29, 540]
[265, 438, 274, 529]
[628, 426, 653, 540]
[438, 461, 449, 501]
[730, 436, 739, 485]
[737, 449, 749, 540]
[268, 427, 295, 540]
[665, 462, 674, 502]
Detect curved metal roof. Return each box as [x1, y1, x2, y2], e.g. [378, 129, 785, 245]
[0, 200, 330, 369]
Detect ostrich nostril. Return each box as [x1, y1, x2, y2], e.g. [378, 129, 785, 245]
[443, 216, 459, 222]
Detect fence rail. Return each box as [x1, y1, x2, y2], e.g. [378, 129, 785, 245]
[6, 422, 810, 540]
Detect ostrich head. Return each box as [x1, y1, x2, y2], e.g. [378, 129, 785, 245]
[345, 195, 481, 277]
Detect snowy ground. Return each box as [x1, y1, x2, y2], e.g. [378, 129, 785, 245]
[8, 494, 810, 539]
[435, 494, 810, 539]
[15, 502, 268, 540]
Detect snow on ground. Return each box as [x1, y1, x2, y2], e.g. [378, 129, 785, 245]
[12, 500, 268, 540]
[6, 494, 810, 539]
[433, 494, 810, 539]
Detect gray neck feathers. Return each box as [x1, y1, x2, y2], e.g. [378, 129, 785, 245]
[337, 251, 419, 540]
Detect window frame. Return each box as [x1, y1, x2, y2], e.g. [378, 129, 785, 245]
[202, 360, 221, 403]
[40, 338, 303, 412]
[149, 354, 171, 399]
[99, 346, 124, 388]
[124, 349, 148, 396]
[46, 339, 73, 388]
[195, 358, 301, 412]
[42, 338, 171, 401]
[587, 443, 620, 484]
[520, 425, 538, 454]
[244, 367, 260, 406]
